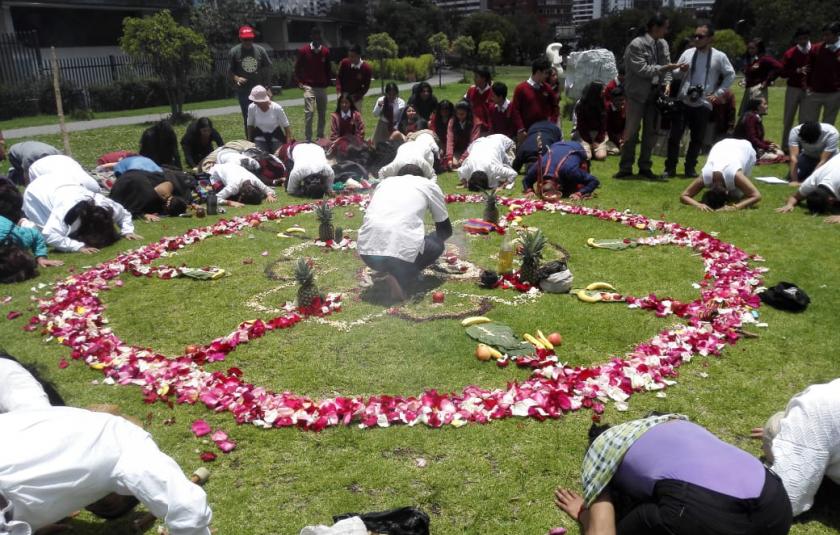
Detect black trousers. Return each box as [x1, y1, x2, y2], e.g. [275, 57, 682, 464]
[616, 469, 792, 535]
[360, 234, 445, 291]
[665, 104, 711, 174]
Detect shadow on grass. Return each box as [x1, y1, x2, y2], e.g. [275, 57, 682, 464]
[795, 479, 840, 531]
[359, 273, 445, 307]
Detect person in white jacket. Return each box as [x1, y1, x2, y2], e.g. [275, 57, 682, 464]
[752, 378, 840, 517]
[285, 142, 336, 198]
[377, 131, 439, 181]
[457, 134, 518, 190]
[0, 406, 213, 535]
[0, 356, 55, 413]
[22, 172, 141, 253]
[208, 162, 277, 207]
[26, 154, 102, 193]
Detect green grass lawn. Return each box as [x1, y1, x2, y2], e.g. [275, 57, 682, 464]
[1, 75, 840, 535]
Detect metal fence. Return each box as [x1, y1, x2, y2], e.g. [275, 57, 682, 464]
[0, 31, 42, 85]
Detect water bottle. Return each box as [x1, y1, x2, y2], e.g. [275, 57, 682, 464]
[497, 233, 514, 274]
[206, 192, 218, 215]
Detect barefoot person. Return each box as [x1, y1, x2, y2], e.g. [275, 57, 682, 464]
[358, 168, 452, 301]
[0, 406, 213, 535]
[680, 138, 761, 211]
[554, 414, 792, 535]
[751, 378, 840, 517]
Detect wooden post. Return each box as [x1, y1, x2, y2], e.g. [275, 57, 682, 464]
[50, 46, 71, 156]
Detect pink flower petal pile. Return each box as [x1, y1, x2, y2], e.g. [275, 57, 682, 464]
[25, 195, 767, 431]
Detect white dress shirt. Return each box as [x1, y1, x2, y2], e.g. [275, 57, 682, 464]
[378, 132, 439, 181]
[22, 173, 134, 252]
[208, 163, 274, 201]
[799, 153, 840, 199]
[0, 407, 212, 535]
[458, 134, 517, 189]
[770, 379, 840, 516]
[286, 143, 335, 195]
[372, 96, 406, 129]
[27, 154, 102, 194]
[358, 175, 449, 263]
[0, 359, 50, 414]
[701, 139, 756, 191]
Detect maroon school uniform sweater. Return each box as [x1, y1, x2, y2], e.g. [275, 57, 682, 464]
[336, 59, 372, 100]
[736, 111, 771, 151]
[605, 102, 626, 145]
[512, 81, 558, 131]
[330, 111, 365, 143]
[743, 54, 782, 88]
[446, 118, 481, 162]
[488, 102, 523, 140]
[781, 46, 811, 89]
[807, 42, 840, 93]
[295, 44, 331, 88]
[465, 85, 494, 127]
[573, 102, 606, 144]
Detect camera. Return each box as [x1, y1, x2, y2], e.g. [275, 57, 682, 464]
[686, 84, 704, 102]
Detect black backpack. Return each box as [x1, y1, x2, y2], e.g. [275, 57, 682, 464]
[759, 282, 810, 312]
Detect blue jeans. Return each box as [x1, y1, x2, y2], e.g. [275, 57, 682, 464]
[360, 234, 445, 291]
[796, 153, 819, 182]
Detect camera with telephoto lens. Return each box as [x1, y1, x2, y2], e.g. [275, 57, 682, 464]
[686, 84, 704, 102]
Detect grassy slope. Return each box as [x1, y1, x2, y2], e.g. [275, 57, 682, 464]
[1, 67, 839, 534]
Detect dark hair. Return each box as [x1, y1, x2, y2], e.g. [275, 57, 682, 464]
[0, 181, 24, 222]
[0, 351, 66, 405]
[799, 121, 822, 144]
[531, 56, 551, 74]
[69, 201, 120, 249]
[701, 189, 729, 210]
[407, 82, 437, 121]
[452, 100, 474, 133]
[588, 422, 612, 446]
[433, 100, 455, 132]
[793, 26, 810, 39]
[806, 185, 835, 213]
[349, 44, 362, 54]
[0, 242, 38, 284]
[335, 92, 358, 113]
[474, 67, 491, 82]
[491, 81, 508, 99]
[745, 98, 763, 113]
[368, 141, 400, 174]
[164, 196, 188, 216]
[617, 63, 625, 76]
[699, 23, 715, 37]
[579, 81, 605, 117]
[748, 38, 766, 55]
[646, 12, 669, 31]
[140, 120, 179, 167]
[236, 181, 267, 205]
[468, 171, 489, 191]
[299, 174, 328, 198]
[384, 82, 399, 96]
[824, 22, 840, 35]
[610, 86, 625, 98]
[397, 164, 425, 176]
[196, 117, 213, 131]
[413, 81, 433, 99]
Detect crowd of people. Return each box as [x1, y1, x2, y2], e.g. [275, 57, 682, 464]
[0, 17, 839, 535]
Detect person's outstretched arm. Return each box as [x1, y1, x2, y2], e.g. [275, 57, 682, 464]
[722, 172, 761, 210]
[680, 177, 713, 211]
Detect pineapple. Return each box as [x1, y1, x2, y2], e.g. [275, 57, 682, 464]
[294, 258, 322, 308]
[315, 202, 334, 242]
[519, 229, 547, 285]
[482, 190, 499, 224]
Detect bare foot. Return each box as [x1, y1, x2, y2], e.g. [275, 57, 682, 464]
[554, 487, 585, 522]
[383, 273, 407, 302]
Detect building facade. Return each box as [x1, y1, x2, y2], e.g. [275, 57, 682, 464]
[433, 0, 488, 14]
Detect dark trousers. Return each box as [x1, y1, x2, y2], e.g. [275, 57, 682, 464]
[236, 89, 251, 137]
[796, 153, 819, 182]
[665, 104, 711, 174]
[360, 234, 445, 291]
[253, 128, 286, 155]
[616, 469, 792, 535]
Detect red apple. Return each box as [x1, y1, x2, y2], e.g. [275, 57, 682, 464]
[547, 332, 563, 346]
[431, 291, 445, 303]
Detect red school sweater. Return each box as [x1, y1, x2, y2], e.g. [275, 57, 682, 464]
[511, 81, 558, 131]
[336, 59, 372, 100]
[295, 44, 331, 88]
[807, 42, 840, 93]
[488, 101, 523, 140]
[464, 85, 494, 127]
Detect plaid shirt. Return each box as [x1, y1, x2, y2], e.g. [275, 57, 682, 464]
[581, 414, 687, 506]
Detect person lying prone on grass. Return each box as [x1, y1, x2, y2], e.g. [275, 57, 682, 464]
[680, 138, 761, 212]
[208, 162, 278, 208]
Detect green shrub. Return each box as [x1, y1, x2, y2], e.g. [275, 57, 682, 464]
[270, 57, 295, 88]
[0, 82, 40, 120]
[371, 54, 434, 82]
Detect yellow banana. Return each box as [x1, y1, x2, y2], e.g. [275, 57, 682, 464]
[523, 333, 546, 350]
[536, 330, 554, 350]
[576, 290, 602, 303]
[586, 237, 598, 247]
[585, 282, 616, 291]
[461, 316, 492, 327]
[286, 227, 306, 234]
[486, 346, 503, 360]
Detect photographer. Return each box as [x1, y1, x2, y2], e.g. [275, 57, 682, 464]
[664, 24, 735, 178]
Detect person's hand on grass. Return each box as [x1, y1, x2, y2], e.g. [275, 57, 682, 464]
[144, 213, 160, 222]
[569, 192, 584, 201]
[824, 215, 840, 224]
[788, 181, 801, 187]
[776, 205, 795, 213]
[750, 427, 765, 439]
[718, 205, 737, 212]
[124, 233, 143, 241]
[266, 193, 278, 203]
[37, 258, 64, 268]
[227, 200, 245, 208]
[554, 487, 585, 522]
[697, 203, 714, 212]
[80, 246, 100, 254]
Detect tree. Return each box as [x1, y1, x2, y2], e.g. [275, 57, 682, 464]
[370, 0, 452, 56]
[121, 10, 210, 119]
[367, 32, 399, 93]
[451, 35, 476, 69]
[478, 40, 502, 70]
[509, 12, 552, 64]
[480, 30, 505, 48]
[460, 12, 515, 62]
[747, 0, 840, 53]
[188, 0, 268, 48]
[711, 29, 746, 64]
[428, 32, 450, 57]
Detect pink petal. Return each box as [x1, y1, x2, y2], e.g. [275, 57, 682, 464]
[216, 439, 237, 453]
[191, 419, 212, 437]
[6, 311, 21, 320]
[58, 359, 69, 369]
[210, 429, 228, 442]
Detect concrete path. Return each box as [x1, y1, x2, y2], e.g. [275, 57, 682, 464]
[4, 71, 464, 139]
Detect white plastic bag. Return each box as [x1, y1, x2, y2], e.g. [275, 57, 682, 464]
[299, 516, 367, 535]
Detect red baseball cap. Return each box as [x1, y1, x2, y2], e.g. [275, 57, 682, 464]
[239, 26, 255, 40]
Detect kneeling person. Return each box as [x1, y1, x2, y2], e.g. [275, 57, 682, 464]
[358, 168, 452, 301]
[458, 134, 518, 191]
[377, 130, 439, 181]
[523, 141, 600, 199]
[777, 152, 840, 223]
[680, 138, 761, 211]
[286, 142, 336, 198]
[209, 162, 277, 207]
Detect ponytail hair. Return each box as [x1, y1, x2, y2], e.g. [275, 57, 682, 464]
[0, 241, 38, 284]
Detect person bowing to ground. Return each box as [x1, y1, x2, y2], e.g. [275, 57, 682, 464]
[777, 152, 840, 223]
[680, 138, 761, 212]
